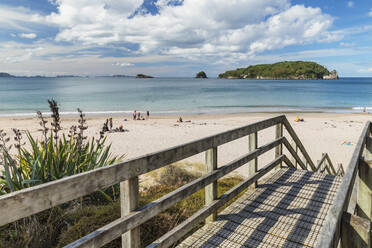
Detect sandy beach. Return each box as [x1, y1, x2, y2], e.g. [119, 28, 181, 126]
[0, 112, 368, 179]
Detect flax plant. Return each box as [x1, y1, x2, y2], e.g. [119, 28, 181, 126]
[0, 100, 124, 196]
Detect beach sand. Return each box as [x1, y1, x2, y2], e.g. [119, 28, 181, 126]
[0, 112, 368, 181]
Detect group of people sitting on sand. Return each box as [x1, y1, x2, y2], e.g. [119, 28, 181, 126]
[102, 118, 127, 133]
[133, 110, 150, 121]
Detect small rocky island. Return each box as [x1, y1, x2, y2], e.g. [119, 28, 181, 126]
[136, 74, 154, 78]
[218, 61, 338, 80]
[195, 71, 208, 78]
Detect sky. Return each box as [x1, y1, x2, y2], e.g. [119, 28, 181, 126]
[0, 0, 371, 77]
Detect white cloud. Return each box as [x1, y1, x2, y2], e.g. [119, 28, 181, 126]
[19, 33, 37, 39]
[113, 62, 134, 67]
[347, 1, 354, 7]
[43, 0, 336, 62]
[0, 0, 344, 75]
[369, 8, 372, 17]
[0, 5, 44, 31]
[339, 42, 355, 47]
[358, 68, 372, 73]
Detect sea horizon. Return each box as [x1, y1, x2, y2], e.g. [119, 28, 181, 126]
[1, 76, 372, 117]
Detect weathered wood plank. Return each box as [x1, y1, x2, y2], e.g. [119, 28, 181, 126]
[357, 159, 372, 221]
[315, 153, 327, 173]
[315, 121, 371, 248]
[0, 115, 284, 226]
[248, 132, 258, 189]
[325, 154, 337, 175]
[282, 138, 307, 170]
[323, 153, 332, 174]
[290, 139, 298, 168]
[282, 118, 317, 171]
[147, 155, 286, 248]
[341, 212, 371, 248]
[205, 147, 217, 223]
[121, 177, 140, 248]
[65, 138, 284, 248]
[177, 167, 341, 248]
[275, 123, 283, 168]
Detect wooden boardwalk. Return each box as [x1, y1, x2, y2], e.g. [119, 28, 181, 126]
[2, 115, 370, 247]
[178, 168, 342, 248]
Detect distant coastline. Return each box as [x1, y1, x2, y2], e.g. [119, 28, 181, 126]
[0, 72, 137, 79]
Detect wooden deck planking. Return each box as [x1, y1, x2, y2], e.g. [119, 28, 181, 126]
[177, 168, 341, 248]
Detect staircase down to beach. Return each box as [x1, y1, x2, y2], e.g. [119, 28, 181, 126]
[178, 168, 342, 248]
[0, 115, 371, 248]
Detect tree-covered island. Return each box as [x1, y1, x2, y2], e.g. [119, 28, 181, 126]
[218, 61, 338, 80]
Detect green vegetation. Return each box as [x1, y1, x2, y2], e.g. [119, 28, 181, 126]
[0, 102, 245, 247]
[195, 71, 208, 78]
[0, 100, 123, 195]
[136, 74, 154, 78]
[0, 161, 243, 247]
[218, 61, 331, 79]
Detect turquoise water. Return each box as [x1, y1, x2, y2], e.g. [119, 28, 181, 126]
[1, 77, 372, 116]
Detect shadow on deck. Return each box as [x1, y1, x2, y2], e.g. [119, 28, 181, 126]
[178, 168, 341, 248]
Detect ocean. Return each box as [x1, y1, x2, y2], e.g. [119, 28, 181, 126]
[1, 77, 372, 117]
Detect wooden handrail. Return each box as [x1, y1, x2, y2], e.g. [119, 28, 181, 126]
[282, 138, 307, 170]
[282, 118, 317, 171]
[66, 137, 285, 247]
[315, 121, 371, 248]
[0, 114, 343, 248]
[315, 153, 328, 172]
[0, 115, 284, 226]
[325, 154, 337, 175]
[147, 155, 293, 248]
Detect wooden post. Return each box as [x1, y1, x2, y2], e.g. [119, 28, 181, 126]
[248, 132, 258, 189]
[290, 139, 298, 168]
[341, 212, 371, 248]
[357, 159, 372, 221]
[357, 132, 372, 221]
[121, 177, 140, 248]
[205, 147, 217, 223]
[275, 123, 283, 168]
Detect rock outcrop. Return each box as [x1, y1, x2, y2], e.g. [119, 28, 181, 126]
[195, 71, 208, 78]
[136, 74, 154, 78]
[323, 70, 338, 80]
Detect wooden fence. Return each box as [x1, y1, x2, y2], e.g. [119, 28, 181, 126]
[0, 115, 349, 247]
[316, 121, 372, 248]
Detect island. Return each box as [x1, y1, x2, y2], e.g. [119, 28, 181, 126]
[0, 72, 15, 77]
[196, 71, 208, 78]
[218, 61, 338, 80]
[136, 74, 154, 78]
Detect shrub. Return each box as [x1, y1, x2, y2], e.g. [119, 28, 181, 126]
[0, 100, 124, 247]
[57, 175, 244, 247]
[0, 100, 123, 194]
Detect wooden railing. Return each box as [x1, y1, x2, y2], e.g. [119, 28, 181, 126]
[0, 115, 341, 248]
[316, 121, 372, 248]
[315, 153, 344, 176]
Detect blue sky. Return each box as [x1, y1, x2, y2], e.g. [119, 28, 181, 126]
[0, 0, 371, 77]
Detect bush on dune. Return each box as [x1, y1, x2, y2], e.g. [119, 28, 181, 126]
[0, 100, 123, 247]
[57, 167, 243, 248]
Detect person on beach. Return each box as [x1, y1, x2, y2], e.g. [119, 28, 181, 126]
[146, 110, 150, 120]
[137, 112, 141, 120]
[109, 118, 113, 130]
[133, 110, 137, 120]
